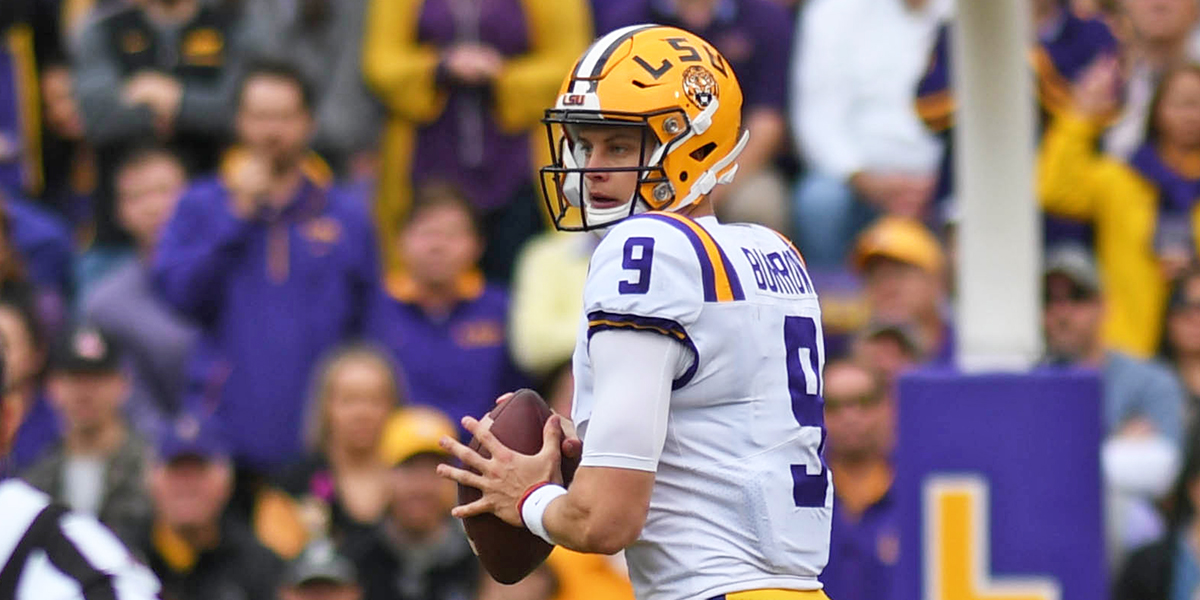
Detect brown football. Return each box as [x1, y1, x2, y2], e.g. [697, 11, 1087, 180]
[456, 388, 580, 584]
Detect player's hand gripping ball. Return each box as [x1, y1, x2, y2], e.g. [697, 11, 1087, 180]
[447, 389, 580, 584]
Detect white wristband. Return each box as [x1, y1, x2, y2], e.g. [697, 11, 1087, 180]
[521, 483, 567, 545]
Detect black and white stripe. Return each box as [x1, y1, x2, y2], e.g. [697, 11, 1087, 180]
[0, 479, 161, 599]
[569, 24, 658, 94]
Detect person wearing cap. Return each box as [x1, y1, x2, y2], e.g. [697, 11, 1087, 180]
[344, 406, 557, 600]
[278, 539, 362, 600]
[344, 405, 481, 600]
[852, 216, 953, 365]
[137, 413, 283, 600]
[22, 323, 152, 548]
[1041, 244, 1185, 442]
[1, 324, 163, 598]
[1039, 244, 1187, 563]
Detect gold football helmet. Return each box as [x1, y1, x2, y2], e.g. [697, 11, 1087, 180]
[539, 24, 749, 231]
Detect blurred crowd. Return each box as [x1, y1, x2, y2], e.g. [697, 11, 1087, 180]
[4, 0, 1200, 598]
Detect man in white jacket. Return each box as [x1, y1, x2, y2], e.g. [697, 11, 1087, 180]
[0, 345, 162, 599]
[791, 0, 948, 267]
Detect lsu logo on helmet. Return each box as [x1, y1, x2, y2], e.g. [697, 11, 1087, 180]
[539, 24, 749, 231]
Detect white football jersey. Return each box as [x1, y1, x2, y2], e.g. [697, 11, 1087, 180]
[571, 212, 832, 600]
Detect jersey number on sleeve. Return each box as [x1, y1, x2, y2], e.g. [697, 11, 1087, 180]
[784, 315, 829, 508]
[619, 237, 655, 295]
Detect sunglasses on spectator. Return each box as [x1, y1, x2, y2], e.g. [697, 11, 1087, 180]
[824, 393, 884, 413]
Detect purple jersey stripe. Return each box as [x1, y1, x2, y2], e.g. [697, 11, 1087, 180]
[636, 213, 719, 302]
[586, 310, 699, 390]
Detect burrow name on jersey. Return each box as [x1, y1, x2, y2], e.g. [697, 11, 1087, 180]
[742, 246, 814, 296]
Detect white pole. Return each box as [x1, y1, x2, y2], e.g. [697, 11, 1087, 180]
[951, 0, 1042, 372]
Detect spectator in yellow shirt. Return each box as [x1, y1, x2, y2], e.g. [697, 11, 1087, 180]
[1038, 59, 1200, 357]
[361, 0, 590, 281]
[508, 231, 596, 378]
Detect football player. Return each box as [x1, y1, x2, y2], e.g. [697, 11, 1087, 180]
[437, 25, 832, 600]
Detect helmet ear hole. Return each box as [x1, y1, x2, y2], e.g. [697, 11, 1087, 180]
[680, 171, 689, 182]
[689, 142, 718, 161]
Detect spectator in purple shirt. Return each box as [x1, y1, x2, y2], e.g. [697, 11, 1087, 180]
[365, 182, 528, 435]
[819, 358, 898, 600]
[153, 60, 379, 472]
[599, 0, 794, 232]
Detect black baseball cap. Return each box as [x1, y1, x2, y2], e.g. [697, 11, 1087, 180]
[49, 324, 121, 374]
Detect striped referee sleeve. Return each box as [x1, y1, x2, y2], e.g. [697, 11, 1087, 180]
[0, 479, 161, 599]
